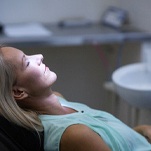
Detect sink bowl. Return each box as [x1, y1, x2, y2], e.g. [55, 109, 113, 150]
[112, 63, 151, 109]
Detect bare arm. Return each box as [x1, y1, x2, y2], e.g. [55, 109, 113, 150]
[134, 125, 151, 143]
[60, 124, 111, 151]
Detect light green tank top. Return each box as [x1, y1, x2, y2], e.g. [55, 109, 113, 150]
[39, 97, 151, 151]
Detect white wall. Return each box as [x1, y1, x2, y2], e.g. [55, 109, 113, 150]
[1, 0, 150, 31]
[0, 0, 119, 24]
[118, 0, 151, 31]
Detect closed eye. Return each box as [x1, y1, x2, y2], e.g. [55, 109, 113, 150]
[26, 62, 30, 67]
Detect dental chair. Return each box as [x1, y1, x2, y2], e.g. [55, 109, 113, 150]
[0, 116, 44, 151]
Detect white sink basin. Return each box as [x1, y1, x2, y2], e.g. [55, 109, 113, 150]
[112, 63, 151, 109]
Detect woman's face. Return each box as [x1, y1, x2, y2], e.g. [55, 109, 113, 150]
[1, 47, 57, 96]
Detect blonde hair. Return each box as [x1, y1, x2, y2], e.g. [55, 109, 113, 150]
[0, 47, 43, 132]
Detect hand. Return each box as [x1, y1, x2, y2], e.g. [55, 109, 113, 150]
[134, 125, 151, 143]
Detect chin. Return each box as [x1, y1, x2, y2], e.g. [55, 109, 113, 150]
[50, 72, 57, 84]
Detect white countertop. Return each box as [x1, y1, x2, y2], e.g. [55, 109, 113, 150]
[1, 23, 151, 47]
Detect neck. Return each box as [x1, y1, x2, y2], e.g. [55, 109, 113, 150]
[19, 92, 75, 115]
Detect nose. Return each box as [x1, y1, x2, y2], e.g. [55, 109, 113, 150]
[35, 54, 43, 65]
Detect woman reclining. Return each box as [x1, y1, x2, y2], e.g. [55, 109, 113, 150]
[0, 46, 151, 151]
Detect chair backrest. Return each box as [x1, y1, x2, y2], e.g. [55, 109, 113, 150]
[0, 116, 44, 151]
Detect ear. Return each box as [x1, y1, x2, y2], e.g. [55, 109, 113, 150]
[12, 86, 28, 101]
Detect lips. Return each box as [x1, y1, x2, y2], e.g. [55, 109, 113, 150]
[44, 64, 50, 74]
[45, 66, 49, 73]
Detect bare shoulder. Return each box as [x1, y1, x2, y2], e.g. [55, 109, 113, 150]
[60, 124, 111, 151]
[53, 91, 64, 98]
